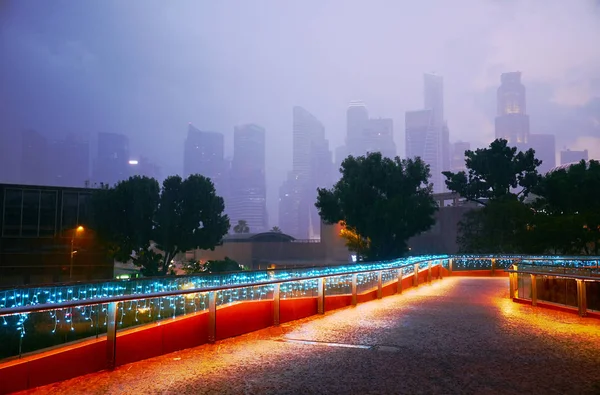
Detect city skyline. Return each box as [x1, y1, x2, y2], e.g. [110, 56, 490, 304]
[1, 1, 599, 226]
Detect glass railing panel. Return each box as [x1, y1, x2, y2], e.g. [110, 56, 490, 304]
[453, 258, 492, 271]
[586, 282, 600, 312]
[357, 272, 378, 293]
[518, 273, 531, 299]
[280, 279, 318, 299]
[325, 275, 352, 296]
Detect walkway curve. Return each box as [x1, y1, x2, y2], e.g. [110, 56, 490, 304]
[16, 278, 600, 395]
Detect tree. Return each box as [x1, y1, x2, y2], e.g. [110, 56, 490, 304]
[315, 152, 437, 261]
[269, 226, 282, 233]
[92, 174, 230, 276]
[442, 139, 541, 205]
[204, 257, 242, 273]
[233, 220, 250, 234]
[442, 139, 542, 253]
[531, 160, 600, 255]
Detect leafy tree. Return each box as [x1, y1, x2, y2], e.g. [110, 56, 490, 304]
[532, 159, 600, 255]
[339, 221, 370, 258]
[204, 257, 242, 273]
[315, 152, 437, 260]
[233, 220, 250, 234]
[92, 174, 230, 276]
[270, 226, 282, 233]
[442, 139, 543, 253]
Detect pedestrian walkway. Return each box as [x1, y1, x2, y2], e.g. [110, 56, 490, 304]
[16, 278, 600, 395]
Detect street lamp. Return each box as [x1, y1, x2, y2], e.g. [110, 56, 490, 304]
[70, 226, 85, 280]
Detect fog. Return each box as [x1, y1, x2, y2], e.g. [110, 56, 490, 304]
[1, 0, 599, 225]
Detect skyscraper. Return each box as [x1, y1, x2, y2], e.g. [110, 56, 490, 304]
[363, 118, 396, 158]
[345, 101, 369, 157]
[48, 134, 90, 187]
[405, 73, 450, 193]
[495, 72, 530, 144]
[20, 129, 48, 185]
[279, 107, 333, 239]
[230, 124, 267, 233]
[93, 132, 129, 187]
[183, 124, 226, 195]
[561, 149, 588, 165]
[529, 134, 556, 174]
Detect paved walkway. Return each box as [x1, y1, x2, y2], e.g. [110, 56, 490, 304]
[17, 278, 600, 395]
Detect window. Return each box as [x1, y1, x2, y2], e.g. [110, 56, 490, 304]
[39, 191, 57, 237]
[21, 190, 40, 236]
[2, 189, 23, 236]
[77, 193, 92, 226]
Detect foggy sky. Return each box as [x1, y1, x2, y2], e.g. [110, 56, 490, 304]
[1, 0, 599, 226]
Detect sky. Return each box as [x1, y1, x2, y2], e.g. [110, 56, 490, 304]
[1, 0, 599, 226]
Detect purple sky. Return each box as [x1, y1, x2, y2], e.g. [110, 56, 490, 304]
[1, 0, 599, 225]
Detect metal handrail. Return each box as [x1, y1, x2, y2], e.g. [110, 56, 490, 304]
[505, 268, 600, 282]
[0, 258, 440, 317]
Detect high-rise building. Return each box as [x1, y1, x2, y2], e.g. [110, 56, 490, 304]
[128, 157, 161, 181]
[560, 149, 588, 165]
[93, 132, 129, 187]
[405, 109, 443, 191]
[405, 73, 450, 193]
[48, 134, 90, 187]
[20, 130, 48, 186]
[345, 101, 369, 157]
[451, 141, 471, 172]
[230, 124, 267, 233]
[528, 134, 556, 174]
[495, 72, 530, 144]
[279, 107, 333, 239]
[363, 118, 396, 158]
[183, 124, 226, 195]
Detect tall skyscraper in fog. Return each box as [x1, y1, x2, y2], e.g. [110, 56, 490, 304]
[345, 101, 369, 157]
[343, 102, 396, 160]
[183, 124, 226, 196]
[230, 124, 267, 233]
[20, 130, 48, 185]
[279, 107, 333, 239]
[48, 134, 89, 187]
[93, 132, 130, 187]
[405, 73, 450, 193]
[495, 72, 530, 144]
[529, 134, 556, 174]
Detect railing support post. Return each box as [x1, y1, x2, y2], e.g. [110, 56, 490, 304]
[491, 258, 497, 276]
[427, 261, 432, 283]
[438, 260, 443, 280]
[106, 301, 118, 370]
[448, 258, 453, 276]
[208, 291, 216, 343]
[413, 264, 419, 287]
[273, 283, 280, 325]
[530, 274, 537, 306]
[317, 278, 325, 314]
[577, 279, 587, 317]
[509, 272, 515, 300]
[377, 271, 383, 299]
[351, 274, 358, 306]
[397, 268, 403, 294]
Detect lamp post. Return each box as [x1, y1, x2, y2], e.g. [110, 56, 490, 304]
[70, 226, 85, 280]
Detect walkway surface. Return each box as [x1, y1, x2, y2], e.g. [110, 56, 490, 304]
[17, 278, 600, 395]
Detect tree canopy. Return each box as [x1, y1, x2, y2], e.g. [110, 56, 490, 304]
[315, 152, 437, 261]
[442, 138, 541, 205]
[233, 220, 250, 234]
[91, 174, 230, 276]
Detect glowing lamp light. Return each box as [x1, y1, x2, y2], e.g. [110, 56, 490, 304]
[128, 160, 139, 165]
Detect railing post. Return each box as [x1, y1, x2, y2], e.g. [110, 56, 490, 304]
[530, 274, 537, 306]
[106, 301, 118, 370]
[397, 268, 403, 294]
[377, 271, 383, 299]
[427, 261, 432, 283]
[438, 260, 443, 280]
[509, 272, 515, 300]
[448, 258, 453, 276]
[273, 283, 280, 325]
[317, 278, 325, 314]
[577, 279, 587, 317]
[208, 291, 217, 343]
[351, 274, 358, 306]
[491, 258, 497, 276]
[413, 264, 419, 287]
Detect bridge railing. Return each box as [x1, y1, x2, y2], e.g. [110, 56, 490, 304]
[0, 255, 450, 363]
[507, 263, 600, 317]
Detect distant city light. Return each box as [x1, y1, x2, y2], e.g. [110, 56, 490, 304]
[128, 160, 139, 165]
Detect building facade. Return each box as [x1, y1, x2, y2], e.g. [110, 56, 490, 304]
[183, 124, 227, 199]
[229, 124, 267, 233]
[48, 134, 90, 188]
[560, 149, 588, 165]
[528, 134, 556, 174]
[495, 72, 530, 144]
[93, 132, 130, 187]
[0, 183, 113, 285]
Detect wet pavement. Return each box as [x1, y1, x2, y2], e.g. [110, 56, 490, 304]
[17, 277, 600, 395]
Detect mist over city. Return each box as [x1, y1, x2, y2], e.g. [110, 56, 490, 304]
[1, 0, 599, 230]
